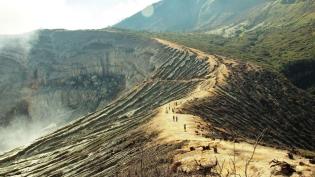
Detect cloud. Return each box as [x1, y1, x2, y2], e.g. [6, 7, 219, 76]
[0, 0, 159, 34]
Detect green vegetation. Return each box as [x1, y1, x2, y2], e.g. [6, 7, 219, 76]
[167, 25, 313, 91]
[123, 20, 314, 71]
[114, 17, 315, 93]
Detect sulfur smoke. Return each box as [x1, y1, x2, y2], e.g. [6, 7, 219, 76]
[0, 32, 73, 153]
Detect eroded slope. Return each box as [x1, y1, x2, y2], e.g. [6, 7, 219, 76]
[0, 29, 171, 152]
[0, 38, 314, 177]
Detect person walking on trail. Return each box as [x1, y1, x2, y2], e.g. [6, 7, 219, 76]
[184, 124, 187, 132]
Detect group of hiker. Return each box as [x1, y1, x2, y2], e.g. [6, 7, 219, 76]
[166, 104, 187, 132]
[165, 107, 175, 114]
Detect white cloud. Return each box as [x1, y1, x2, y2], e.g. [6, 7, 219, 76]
[0, 0, 159, 34]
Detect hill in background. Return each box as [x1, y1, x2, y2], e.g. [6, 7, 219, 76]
[115, 0, 315, 93]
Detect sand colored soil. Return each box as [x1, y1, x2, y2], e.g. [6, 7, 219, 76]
[141, 43, 315, 176]
[145, 95, 315, 176]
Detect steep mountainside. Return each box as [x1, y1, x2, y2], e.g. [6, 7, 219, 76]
[116, 0, 264, 32]
[0, 36, 313, 177]
[0, 29, 169, 152]
[115, 0, 314, 34]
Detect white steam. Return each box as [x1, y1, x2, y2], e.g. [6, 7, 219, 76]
[0, 32, 72, 153]
[0, 91, 74, 153]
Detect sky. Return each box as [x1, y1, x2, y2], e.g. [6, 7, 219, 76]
[0, 0, 160, 35]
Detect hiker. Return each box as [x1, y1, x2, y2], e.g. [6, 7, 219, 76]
[184, 124, 186, 132]
[214, 145, 218, 154]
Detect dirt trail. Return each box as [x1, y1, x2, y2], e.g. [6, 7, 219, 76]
[148, 100, 208, 143]
[145, 87, 315, 177]
[143, 40, 315, 176]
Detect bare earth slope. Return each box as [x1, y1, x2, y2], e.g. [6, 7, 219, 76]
[0, 38, 314, 177]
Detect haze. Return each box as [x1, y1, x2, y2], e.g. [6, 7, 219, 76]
[0, 0, 159, 35]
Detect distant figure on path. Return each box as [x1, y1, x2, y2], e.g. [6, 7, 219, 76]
[214, 145, 218, 154]
[184, 124, 186, 132]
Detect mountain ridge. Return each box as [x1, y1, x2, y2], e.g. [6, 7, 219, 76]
[0, 35, 314, 176]
[0, 0, 314, 176]
[114, 0, 315, 93]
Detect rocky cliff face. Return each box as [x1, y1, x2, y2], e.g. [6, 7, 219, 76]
[0, 37, 313, 177]
[0, 29, 169, 152]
